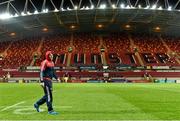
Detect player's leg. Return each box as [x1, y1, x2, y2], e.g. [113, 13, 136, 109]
[46, 81, 58, 115]
[34, 82, 47, 112]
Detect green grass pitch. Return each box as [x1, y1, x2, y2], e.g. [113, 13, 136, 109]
[1, 83, 180, 120]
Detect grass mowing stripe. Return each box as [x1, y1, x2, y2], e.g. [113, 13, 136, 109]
[119, 96, 158, 119]
[0, 101, 25, 111]
[104, 86, 159, 120]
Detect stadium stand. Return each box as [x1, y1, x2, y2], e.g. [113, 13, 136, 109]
[163, 36, 180, 53]
[34, 34, 71, 66]
[2, 38, 40, 68]
[0, 41, 11, 54]
[0, 33, 179, 68]
[73, 33, 100, 53]
[132, 34, 167, 53]
[0, 33, 179, 83]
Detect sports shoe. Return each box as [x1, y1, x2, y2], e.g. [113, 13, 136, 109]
[34, 103, 40, 112]
[48, 110, 59, 115]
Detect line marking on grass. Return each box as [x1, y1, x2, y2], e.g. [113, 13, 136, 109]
[0, 105, 72, 108]
[12, 105, 72, 115]
[0, 101, 25, 112]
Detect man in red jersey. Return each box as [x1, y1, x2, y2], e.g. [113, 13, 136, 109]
[34, 51, 59, 115]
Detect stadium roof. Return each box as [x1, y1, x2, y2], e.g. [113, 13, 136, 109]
[0, 0, 180, 41]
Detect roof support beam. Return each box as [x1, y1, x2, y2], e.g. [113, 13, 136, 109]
[70, 0, 75, 8]
[50, 0, 57, 10]
[173, 0, 180, 10]
[42, 0, 46, 11]
[126, 0, 132, 6]
[94, 0, 101, 23]
[155, 0, 160, 6]
[94, 10, 98, 24]
[135, 0, 139, 7]
[145, 0, 150, 6]
[116, 0, 119, 7]
[78, 0, 83, 8]
[54, 13, 63, 25]
[60, 0, 64, 10]
[75, 10, 79, 24]
[9, 2, 20, 15]
[6, 2, 10, 13]
[128, 10, 139, 23]
[89, 0, 93, 6]
[165, 0, 169, 9]
[23, 0, 28, 13]
[96, 0, 101, 8]
[110, 9, 119, 23]
[29, 0, 38, 11]
[0, 0, 14, 6]
[23, 0, 39, 13]
[108, 0, 112, 6]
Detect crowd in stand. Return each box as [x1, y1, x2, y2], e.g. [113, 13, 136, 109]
[34, 34, 71, 66]
[41, 34, 71, 54]
[0, 33, 179, 68]
[0, 41, 11, 54]
[73, 33, 100, 53]
[2, 38, 40, 68]
[103, 33, 132, 65]
[163, 37, 180, 53]
[133, 35, 167, 53]
[103, 33, 131, 53]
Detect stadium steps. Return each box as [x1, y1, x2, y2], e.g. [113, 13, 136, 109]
[66, 33, 74, 66]
[37, 37, 44, 52]
[159, 36, 172, 53]
[159, 36, 180, 65]
[128, 35, 144, 66]
[2, 41, 14, 57]
[99, 35, 107, 65]
[30, 38, 44, 66]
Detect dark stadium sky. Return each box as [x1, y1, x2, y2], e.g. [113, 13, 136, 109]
[0, 0, 179, 13]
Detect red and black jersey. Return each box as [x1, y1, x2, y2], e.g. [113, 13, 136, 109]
[40, 51, 58, 81]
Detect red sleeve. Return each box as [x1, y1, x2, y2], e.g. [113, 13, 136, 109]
[40, 60, 46, 81]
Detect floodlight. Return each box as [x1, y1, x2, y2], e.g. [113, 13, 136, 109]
[112, 4, 116, 9]
[126, 5, 130, 9]
[67, 7, 72, 10]
[0, 13, 12, 19]
[120, 4, 125, 8]
[158, 6, 162, 10]
[27, 11, 32, 15]
[85, 6, 90, 10]
[151, 5, 157, 9]
[34, 10, 39, 14]
[168, 6, 172, 11]
[144, 5, 150, 9]
[54, 8, 59, 12]
[42, 9, 48, 13]
[74, 6, 78, 10]
[80, 6, 85, 10]
[21, 12, 26, 16]
[99, 4, 106, 9]
[61, 8, 65, 11]
[14, 13, 19, 17]
[91, 5, 94, 9]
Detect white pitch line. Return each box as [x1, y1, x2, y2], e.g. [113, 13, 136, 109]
[1, 101, 25, 111]
[0, 105, 72, 110]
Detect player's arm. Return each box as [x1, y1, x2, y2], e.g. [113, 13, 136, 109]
[40, 60, 46, 87]
[53, 69, 60, 82]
